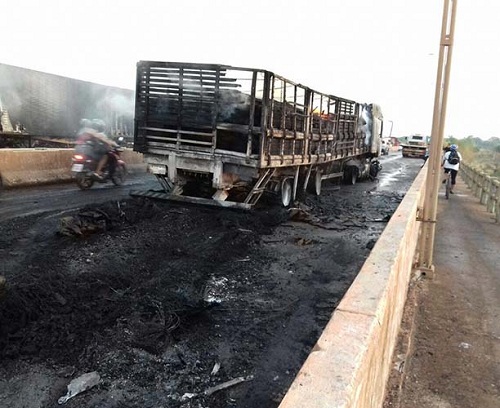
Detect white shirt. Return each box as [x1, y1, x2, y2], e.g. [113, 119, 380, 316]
[442, 150, 462, 171]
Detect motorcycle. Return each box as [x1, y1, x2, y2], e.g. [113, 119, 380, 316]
[71, 140, 127, 190]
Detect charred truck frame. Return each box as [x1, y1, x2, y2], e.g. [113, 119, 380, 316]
[133, 61, 383, 209]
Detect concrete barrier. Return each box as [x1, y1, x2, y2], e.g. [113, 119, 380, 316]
[0, 148, 144, 188]
[460, 162, 500, 223]
[279, 165, 427, 408]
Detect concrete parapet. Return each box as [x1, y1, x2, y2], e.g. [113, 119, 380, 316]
[279, 166, 427, 408]
[0, 148, 144, 188]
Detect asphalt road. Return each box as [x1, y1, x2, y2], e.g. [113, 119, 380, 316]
[0, 171, 158, 222]
[0, 151, 421, 222]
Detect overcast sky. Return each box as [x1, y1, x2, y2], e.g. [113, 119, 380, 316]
[4, 0, 498, 139]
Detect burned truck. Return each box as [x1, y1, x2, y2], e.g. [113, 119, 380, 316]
[133, 61, 383, 208]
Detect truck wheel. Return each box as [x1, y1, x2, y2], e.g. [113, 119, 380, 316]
[281, 178, 292, 207]
[370, 160, 382, 179]
[344, 166, 358, 185]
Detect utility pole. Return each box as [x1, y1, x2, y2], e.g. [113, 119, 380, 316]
[388, 120, 394, 138]
[418, 0, 458, 274]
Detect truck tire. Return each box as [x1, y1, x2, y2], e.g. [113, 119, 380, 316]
[370, 160, 382, 179]
[344, 166, 358, 185]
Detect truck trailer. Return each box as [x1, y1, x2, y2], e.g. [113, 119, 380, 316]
[133, 61, 384, 208]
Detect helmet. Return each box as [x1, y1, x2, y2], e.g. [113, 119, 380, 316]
[91, 119, 106, 132]
[80, 118, 91, 128]
[450, 144, 458, 150]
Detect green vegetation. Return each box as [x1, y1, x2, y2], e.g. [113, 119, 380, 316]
[445, 136, 500, 178]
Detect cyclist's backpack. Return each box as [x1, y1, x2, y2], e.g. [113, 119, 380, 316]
[448, 150, 460, 165]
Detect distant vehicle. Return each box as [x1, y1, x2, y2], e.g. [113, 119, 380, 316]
[401, 135, 429, 158]
[381, 138, 391, 155]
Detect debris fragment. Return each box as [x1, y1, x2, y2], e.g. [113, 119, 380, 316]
[59, 210, 111, 236]
[180, 375, 254, 401]
[211, 362, 221, 376]
[394, 354, 405, 373]
[296, 238, 313, 246]
[288, 208, 320, 223]
[58, 371, 101, 404]
[180, 392, 197, 401]
[204, 375, 254, 396]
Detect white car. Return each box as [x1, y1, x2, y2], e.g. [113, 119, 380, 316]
[381, 140, 390, 155]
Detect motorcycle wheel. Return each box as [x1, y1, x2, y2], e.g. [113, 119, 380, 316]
[75, 173, 94, 190]
[111, 164, 127, 186]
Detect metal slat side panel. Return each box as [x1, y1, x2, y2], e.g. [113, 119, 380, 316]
[262, 78, 366, 168]
[136, 61, 266, 156]
[136, 61, 375, 169]
[134, 62, 149, 153]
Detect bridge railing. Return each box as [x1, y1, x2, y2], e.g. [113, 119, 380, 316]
[460, 162, 500, 223]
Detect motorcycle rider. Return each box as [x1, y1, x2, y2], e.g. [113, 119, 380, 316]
[77, 119, 118, 180]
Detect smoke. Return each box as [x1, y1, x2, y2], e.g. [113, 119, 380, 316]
[0, 65, 24, 119]
[97, 91, 134, 115]
[217, 89, 251, 123]
[0, 63, 135, 137]
[93, 89, 135, 136]
[359, 104, 373, 146]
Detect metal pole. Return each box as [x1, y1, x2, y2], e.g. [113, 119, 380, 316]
[418, 0, 458, 273]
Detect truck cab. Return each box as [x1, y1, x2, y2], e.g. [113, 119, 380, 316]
[401, 134, 429, 158]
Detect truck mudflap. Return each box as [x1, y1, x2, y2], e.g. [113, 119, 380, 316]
[129, 189, 252, 210]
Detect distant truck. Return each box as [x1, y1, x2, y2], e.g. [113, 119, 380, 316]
[133, 61, 384, 208]
[401, 134, 429, 158]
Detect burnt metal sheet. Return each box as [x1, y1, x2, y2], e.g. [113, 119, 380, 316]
[129, 189, 252, 210]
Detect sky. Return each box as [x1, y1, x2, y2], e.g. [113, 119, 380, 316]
[4, 0, 499, 139]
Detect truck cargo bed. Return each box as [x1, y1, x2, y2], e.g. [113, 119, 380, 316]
[134, 61, 383, 206]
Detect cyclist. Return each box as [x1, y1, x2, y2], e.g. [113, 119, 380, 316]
[441, 144, 462, 194]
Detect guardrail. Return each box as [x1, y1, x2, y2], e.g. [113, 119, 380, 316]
[460, 162, 500, 223]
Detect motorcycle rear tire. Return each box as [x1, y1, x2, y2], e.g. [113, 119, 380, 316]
[75, 173, 94, 190]
[111, 164, 127, 186]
